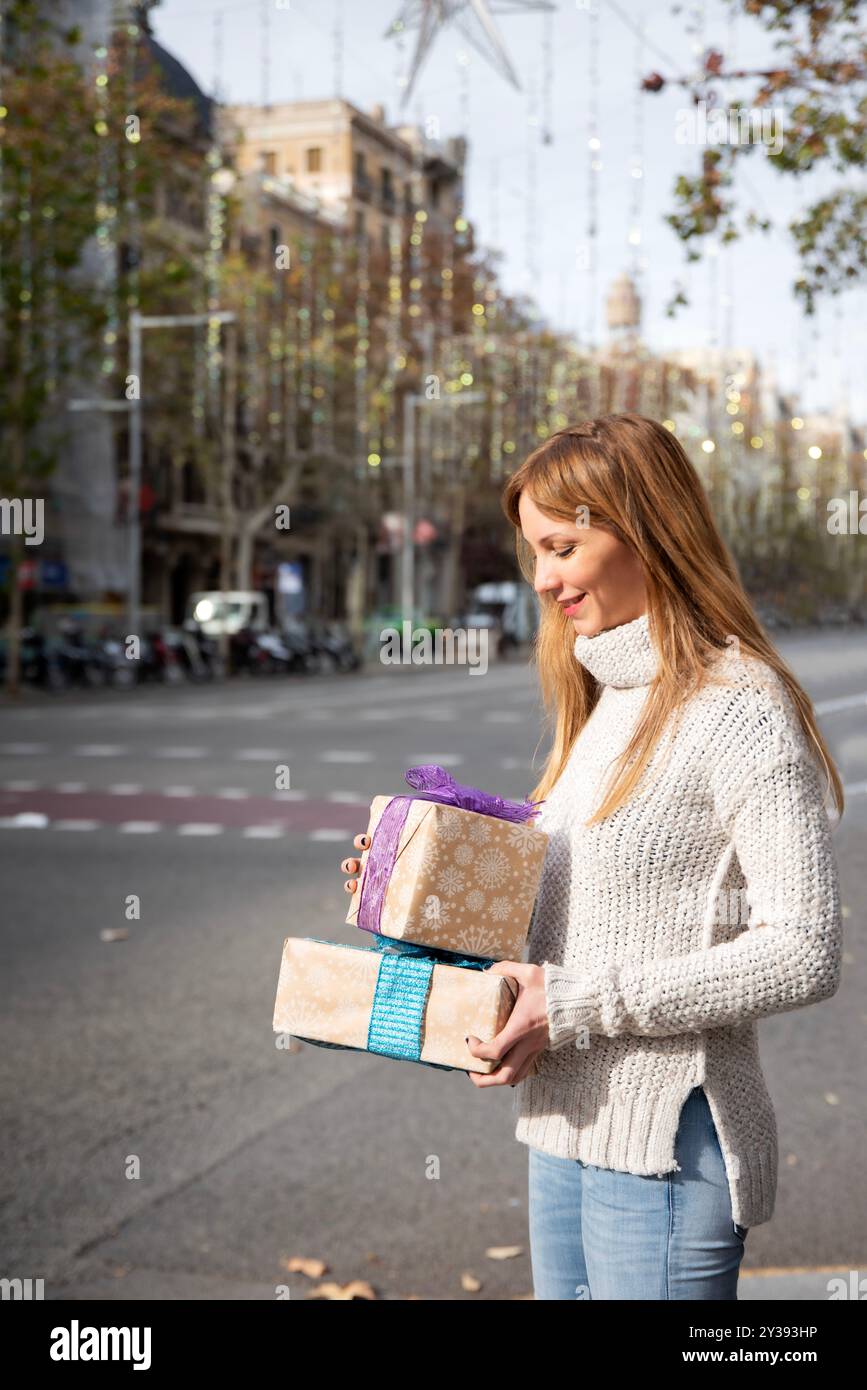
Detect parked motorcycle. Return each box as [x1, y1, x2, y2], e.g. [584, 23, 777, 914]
[95, 634, 139, 690]
[280, 616, 360, 674]
[230, 626, 293, 675]
[138, 630, 185, 684]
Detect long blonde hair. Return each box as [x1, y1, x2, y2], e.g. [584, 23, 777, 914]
[501, 413, 845, 826]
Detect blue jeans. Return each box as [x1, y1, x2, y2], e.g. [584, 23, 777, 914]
[528, 1085, 749, 1300]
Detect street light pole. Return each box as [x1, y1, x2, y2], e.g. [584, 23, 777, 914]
[129, 312, 143, 639]
[400, 389, 485, 626]
[401, 390, 416, 624]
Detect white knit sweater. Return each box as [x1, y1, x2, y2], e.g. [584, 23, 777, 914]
[513, 612, 843, 1229]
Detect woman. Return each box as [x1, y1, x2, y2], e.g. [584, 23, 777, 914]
[341, 413, 844, 1300]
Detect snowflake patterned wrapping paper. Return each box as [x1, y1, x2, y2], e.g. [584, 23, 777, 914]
[345, 795, 548, 960]
[272, 936, 520, 1073]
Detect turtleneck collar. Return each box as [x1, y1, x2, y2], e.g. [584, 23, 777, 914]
[573, 611, 658, 688]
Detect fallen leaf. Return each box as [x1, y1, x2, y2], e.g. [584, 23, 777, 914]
[308, 1279, 377, 1300]
[485, 1245, 523, 1260]
[461, 1271, 481, 1292]
[280, 1256, 329, 1278]
[100, 928, 128, 942]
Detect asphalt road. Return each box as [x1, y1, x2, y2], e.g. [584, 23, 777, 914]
[1, 630, 865, 1301]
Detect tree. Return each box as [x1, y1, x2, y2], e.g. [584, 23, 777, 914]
[0, 1, 202, 690]
[645, 0, 867, 315]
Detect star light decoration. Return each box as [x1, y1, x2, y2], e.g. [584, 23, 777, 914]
[385, 0, 556, 105]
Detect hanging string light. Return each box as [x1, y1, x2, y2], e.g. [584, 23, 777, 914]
[354, 219, 371, 478]
[93, 37, 119, 380]
[261, 0, 271, 111]
[333, 0, 344, 97]
[541, 5, 553, 145]
[627, 18, 645, 292]
[525, 72, 539, 297]
[120, 14, 141, 316]
[0, 0, 5, 314]
[585, 0, 600, 350]
[204, 147, 227, 419]
[298, 235, 315, 448]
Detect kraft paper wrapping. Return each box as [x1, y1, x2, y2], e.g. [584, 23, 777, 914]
[345, 796, 547, 960]
[273, 936, 521, 1074]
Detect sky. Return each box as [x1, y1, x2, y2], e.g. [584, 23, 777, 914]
[151, 0, 867, 424]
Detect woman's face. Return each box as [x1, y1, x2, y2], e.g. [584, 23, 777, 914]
[518, 490, 647, 636]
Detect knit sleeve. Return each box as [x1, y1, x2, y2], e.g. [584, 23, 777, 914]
[544, 688, 843, 1047]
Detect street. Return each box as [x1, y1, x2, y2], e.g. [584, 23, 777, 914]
[1, 630, 865, 1300]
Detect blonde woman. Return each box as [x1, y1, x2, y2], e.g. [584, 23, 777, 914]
[342, 413, 844, 1301]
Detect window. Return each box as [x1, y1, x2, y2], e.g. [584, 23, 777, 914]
[306, 146, 323, 172]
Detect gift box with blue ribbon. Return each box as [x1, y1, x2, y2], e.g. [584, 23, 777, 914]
[272, 932, 519, 1074]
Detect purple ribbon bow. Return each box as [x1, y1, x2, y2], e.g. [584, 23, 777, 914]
[356, 763, 544, 937]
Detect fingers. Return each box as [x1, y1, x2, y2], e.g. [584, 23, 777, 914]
[467, 1037, 538, 1088]
[342, 832, 370, 892]
[465, 1013, 526, 1064]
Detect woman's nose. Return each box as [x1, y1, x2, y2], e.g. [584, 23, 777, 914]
[534, 559, 559, 596]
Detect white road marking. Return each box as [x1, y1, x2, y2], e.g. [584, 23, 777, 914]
[119, 821, 162, 834]
[243, 825, 286, 838]
[406, 754, 464, 766]
[844, 780, 867, 796]
[320, 750, 375, 763]
[109, 783, 143, 795]
[235, 749, 286, 761]
[154, 747, 207, 759]
[3, 780, 39, 791]
[0, 812, 48, 828]
[74, 745, 127, 756]
[177, 823, 224, 836]
[54, 819, 99, 831]
[309, 828, 350, 841]
[816, 692, 867, 715]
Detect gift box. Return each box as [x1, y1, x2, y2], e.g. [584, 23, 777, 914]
[272, 935, 521, 1074]
[345, 764, 547, 960]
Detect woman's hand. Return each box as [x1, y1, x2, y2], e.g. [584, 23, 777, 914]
[340, 832, 370, 894]
[466, 961, 550, 1087]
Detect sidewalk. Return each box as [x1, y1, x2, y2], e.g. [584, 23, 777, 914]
[43, 1264, 863, 1300]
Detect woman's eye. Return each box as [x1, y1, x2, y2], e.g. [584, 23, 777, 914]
[554, 546, 575, 558]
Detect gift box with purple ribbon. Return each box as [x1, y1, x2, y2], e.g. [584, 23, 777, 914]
[345, 764, 548, 961]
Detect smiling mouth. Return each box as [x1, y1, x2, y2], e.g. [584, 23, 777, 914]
[561, 594, 587, 614]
